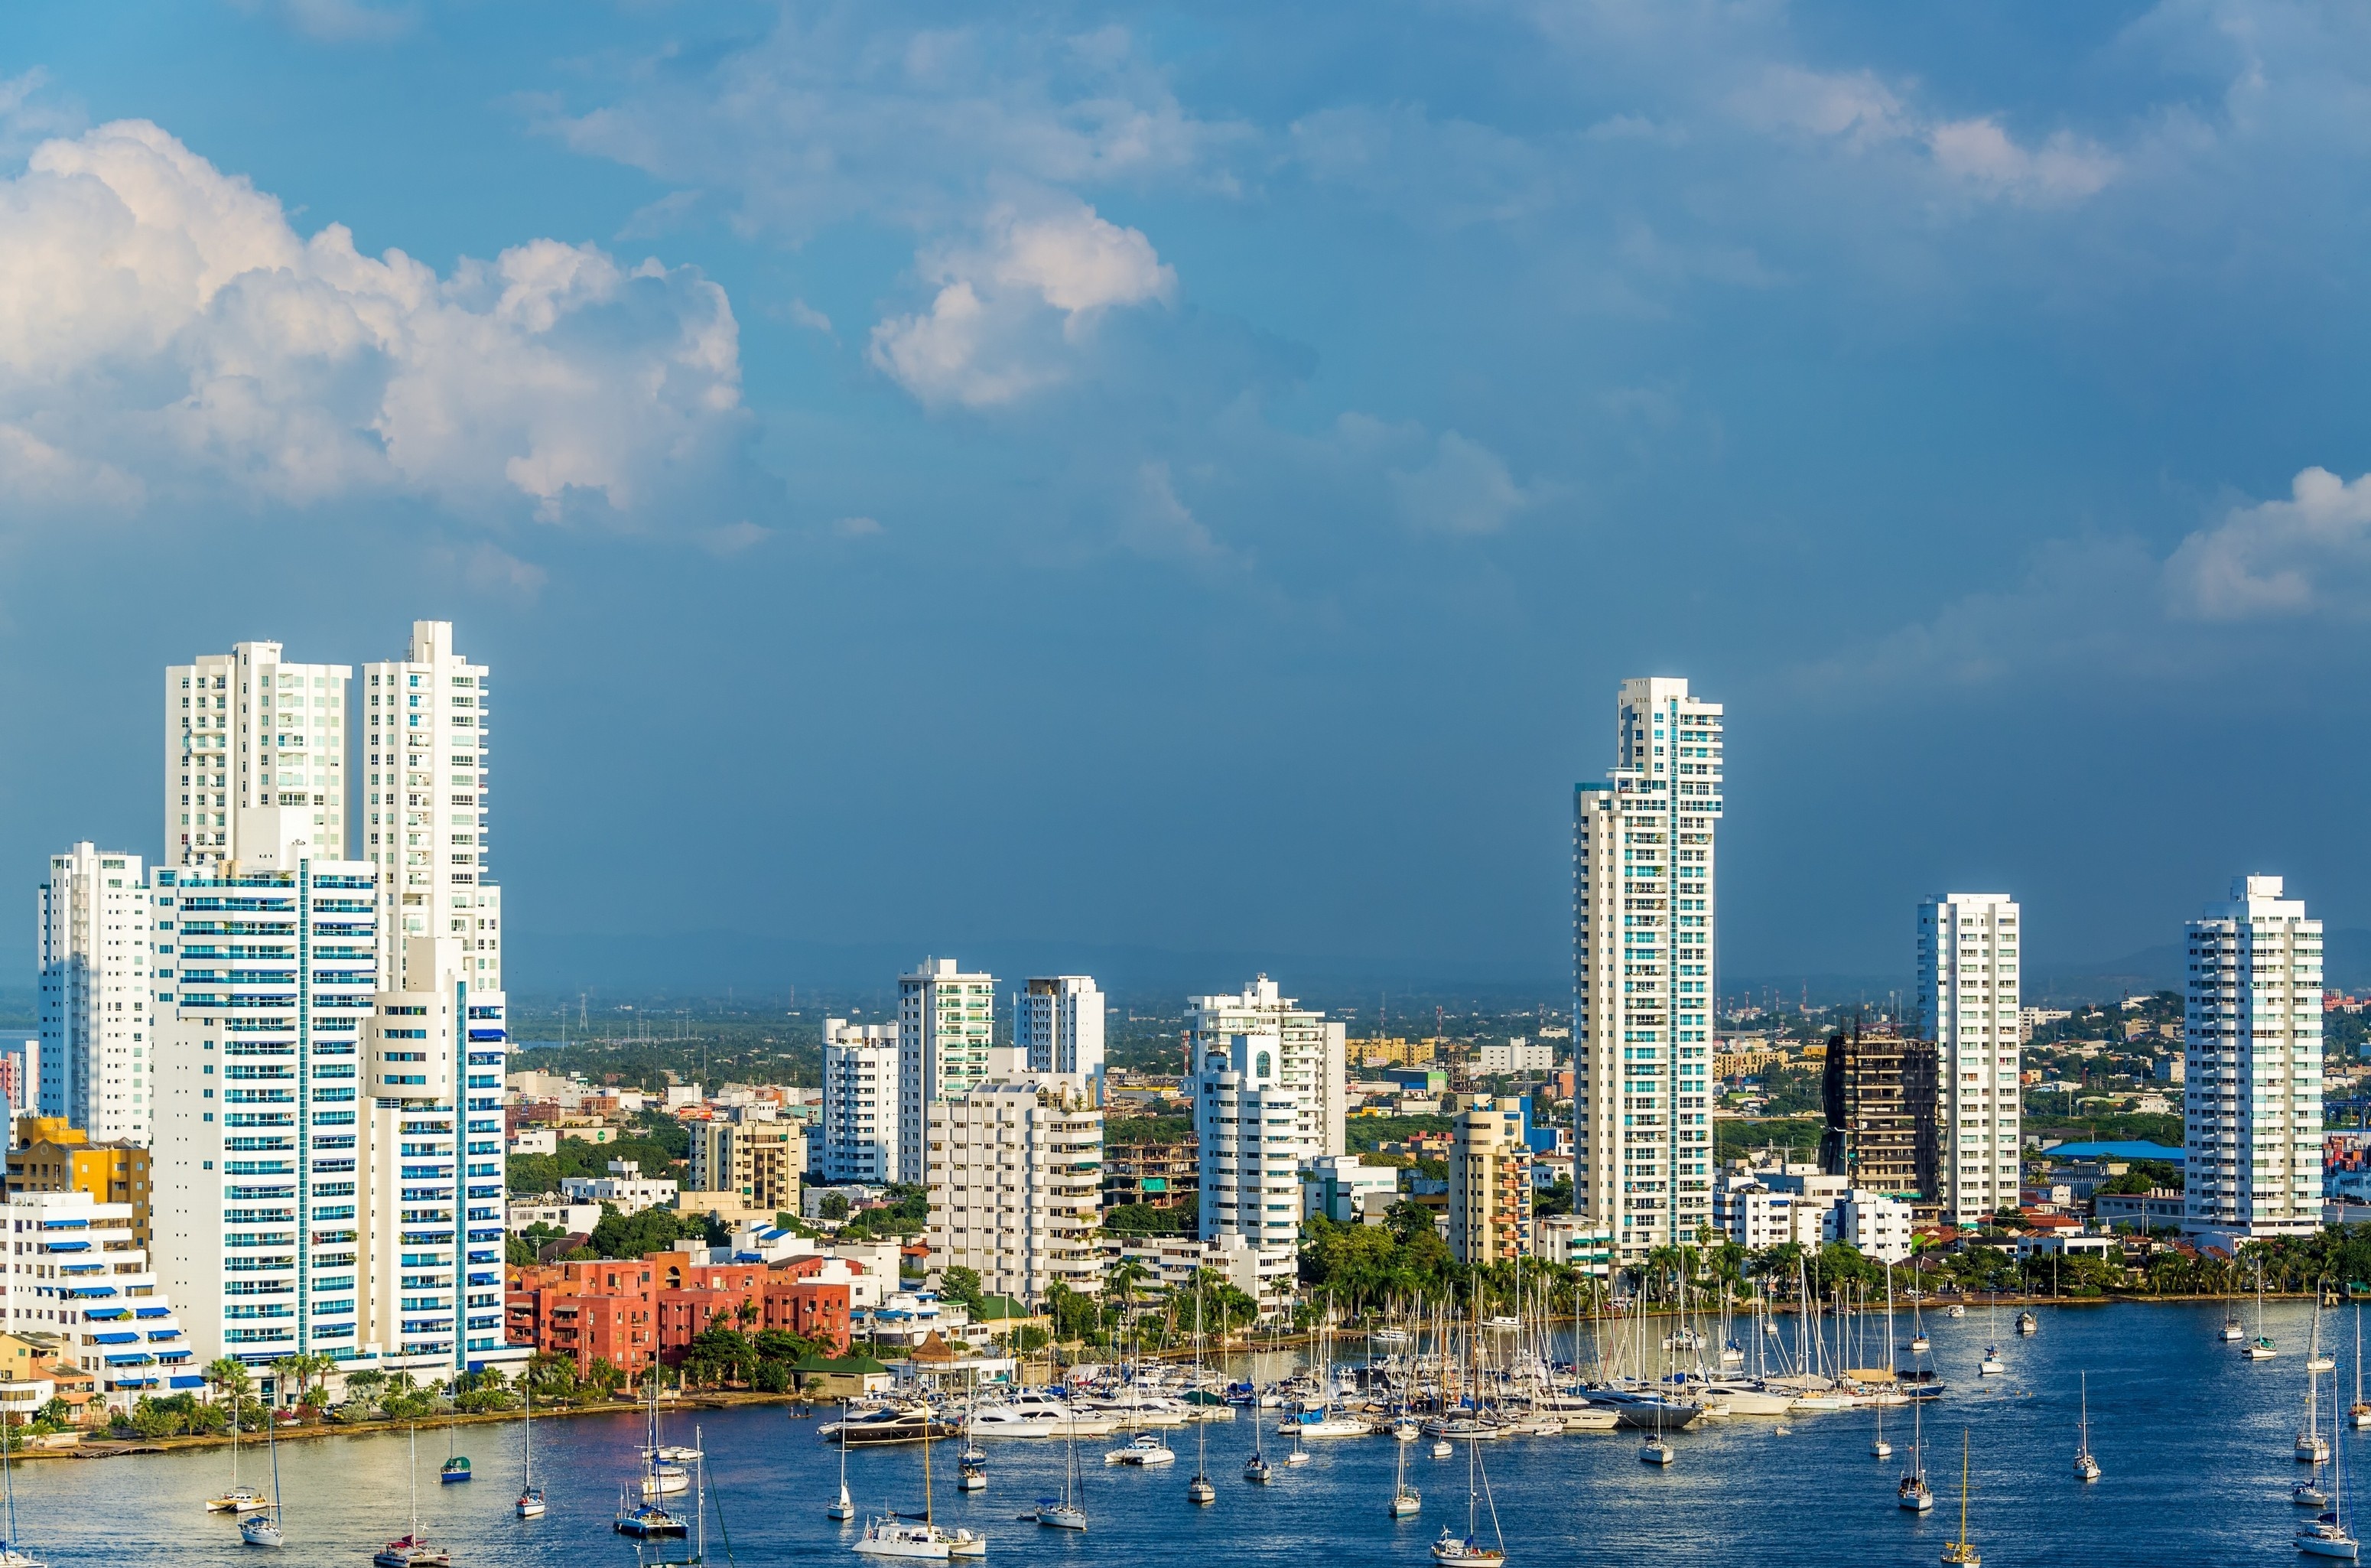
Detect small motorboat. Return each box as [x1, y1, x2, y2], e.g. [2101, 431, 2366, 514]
[1429, 1440, 1452, 1459]
[1103, 1433, 1175, 1468]
[2015, 1311, 2038, 1336]
[207, 1487, 270, 1515]
[438, 1457, 470, 1485]
[1944, 1305, 1966, 1320]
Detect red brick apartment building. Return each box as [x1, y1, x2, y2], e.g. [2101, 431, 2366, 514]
[508, 1249, 853, 1377]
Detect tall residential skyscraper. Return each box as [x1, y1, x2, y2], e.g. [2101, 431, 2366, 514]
[1183, 977, 1348, 1162]
[1449, 1097, 1534, 1264]
[37, 844, 154, 1143]
[1189, 1025, 1303, 1305]
[819, 1019, 899, 1184]
[2184, 876, 2324, 1240]
[362, 621, 499, 994]
[1016, 975, 1106, 1078]
[151, 823, 382, 1368]
[356, 934, 511, 1374]
[1573, 676, 1723, 1264]
[896, 959, 996, 1185]
[1915, 893, 2022, 1224]
[166, 642, 351, 867]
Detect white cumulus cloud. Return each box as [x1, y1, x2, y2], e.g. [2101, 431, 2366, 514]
[869, 201, 1174, 408]
[2165, 467, 2371, 620]
[0, 119, 749, 526]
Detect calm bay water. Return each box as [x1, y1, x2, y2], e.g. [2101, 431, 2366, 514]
[16, 1298, 2363, 1566]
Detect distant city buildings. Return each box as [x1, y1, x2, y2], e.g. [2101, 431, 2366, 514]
[2185, 876, 2324, 1241]
[37, 844, 154, 1145]
[924, 1077, 1101, 1306]
[1016, 975, 1105, 1080]
[897, 959, 996, 1185]
[1917, 893, 2022, 1225]
[1574, 675, 1724, 1264]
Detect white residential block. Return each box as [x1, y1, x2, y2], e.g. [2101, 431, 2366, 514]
[2186, 876, 2323, 1240]
[166, 642, 350, 867]
[897, 959, 996, 1186]
[1574, 676, 1724, 1263]
[1917, 893, 2021, 1225]
[1016, 975, 1105, 1079]
[925, 1077, 1101, 1306]
[363, 621, 500, 994]
[821, 1018, 899, 1184]
[37, 844, 153, 1143]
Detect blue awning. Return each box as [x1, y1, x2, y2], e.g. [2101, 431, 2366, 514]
[148, 1330, 184, 1342]
[65, 1287, 119, 1299]
[91, 1332, 137, 1345]
[42, 1241, 90, 1252]
[103, 1354, 154, 1366]
[169, 1375, 205, 1389]
[84, 1309, 129, 1321]
[134, 1307, 171, 1318]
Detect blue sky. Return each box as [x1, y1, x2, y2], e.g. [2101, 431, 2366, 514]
[2, 1, 2369, 994]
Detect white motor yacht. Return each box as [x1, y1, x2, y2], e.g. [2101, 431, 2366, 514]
[1104, 1433, 1176, 1468]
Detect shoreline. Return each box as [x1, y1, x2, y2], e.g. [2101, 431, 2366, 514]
[21, 1290, 2319, 1460]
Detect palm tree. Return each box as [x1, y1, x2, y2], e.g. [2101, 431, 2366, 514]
[205, 1356, 252, 1407]
[1107, 1258, 1151, 1323]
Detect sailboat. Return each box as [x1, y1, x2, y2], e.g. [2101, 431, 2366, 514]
[2246, 1260, 2279, 1360]
[1390, 1405, 1422, 1518]
[828, 1401, 857, 1521]
[0, 1411, 44, 1568]
[1638, 1326, 1675, 1467]
[1187, 1293, 1217, 1505]
[2072, 1371, 2099, 1482]
[1908, 1293, 1931, 1357]
[1898, 1382, 1934, 1513]
[207, 1389, 270, 1512]
[2222, 1274, 2249, 1342]
[2353, 1309, 2371, 1430]
[1872, 1394, 1893, 1460]
[1977, 1296, 2005, 1377]
[2301, 1345, 2361, 1560]
[2317, 1306, 2340, 1374]
[2305, 1340, 2335, 1465]
[1940, 1430, 1979, 1566]
[857, 1410, 978, 1560]
[516, 1377, 545, 1519]
[1430, 1360, 1506, 1563]
[241, 1411, 286, 1546]
[373, 1424, 453, 1567]
[440, 1413, 470, 1485]
[1037, 1418, 1088, 1528]
[1284, 1412, 1312, 1468]
[1244, 1386, 1273, 1485]
[641, 1374, 694, 1496]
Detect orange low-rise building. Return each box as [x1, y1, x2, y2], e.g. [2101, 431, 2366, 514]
[509, 1250, 851, 1378]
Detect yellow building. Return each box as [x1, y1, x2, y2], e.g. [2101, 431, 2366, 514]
[1449, 1097, 1532, 1264]
[5, 1117, 152, 1249]
[1350, 1036, 1436, 1067]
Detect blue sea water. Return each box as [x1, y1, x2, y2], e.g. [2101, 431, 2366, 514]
[14, 1298, 2361, 1566]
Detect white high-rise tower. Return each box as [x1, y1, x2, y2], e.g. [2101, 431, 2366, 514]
[1016, 976, 1106, 1079]
[167, 643, 351, 867]
[362, 622, 499, 994]
[896, 959, 996, 1185]
[1916, 893, 2022, 1224]
[37, 844, 154, 1143]
[2184, 876, 2323, 1240]
[1573, 675, 1723, 1264]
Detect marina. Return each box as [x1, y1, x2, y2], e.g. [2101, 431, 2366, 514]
[0, 1298, 2360, 1563]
